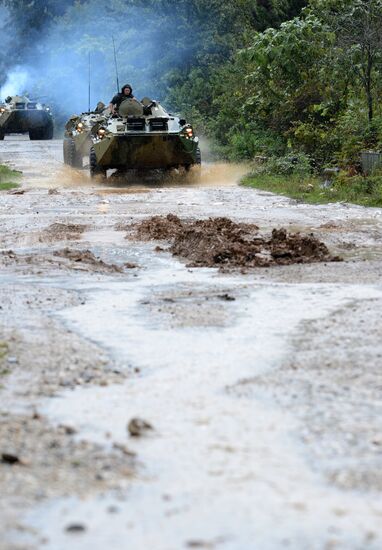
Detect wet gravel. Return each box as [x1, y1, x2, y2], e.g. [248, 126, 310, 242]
[0, 284, 125, 401]
[228, 296, 382, 494]
[0, 412, 134, 550]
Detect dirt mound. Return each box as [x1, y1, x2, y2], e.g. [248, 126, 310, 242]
[132, 214, 258, 241]
[1, 248, 136, 273]
[269, 228, 337, 264]
[53, 248, 123, 273]
[133, 213, 184, 240]
[43, 223, 87, 242]
[132, 215, 341, 268]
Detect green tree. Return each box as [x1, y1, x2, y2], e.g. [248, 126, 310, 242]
[310, 0, 382, 122]
[233, 15, 343, 161]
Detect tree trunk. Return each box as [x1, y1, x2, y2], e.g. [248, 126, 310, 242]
[366, 50, 373, 122]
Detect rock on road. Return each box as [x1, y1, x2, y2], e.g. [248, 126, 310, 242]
[0, 137, 382, 550]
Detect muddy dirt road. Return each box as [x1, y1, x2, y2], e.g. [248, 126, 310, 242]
[1, 137, 382, 550]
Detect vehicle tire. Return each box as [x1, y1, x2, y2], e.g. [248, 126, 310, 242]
[29, 129, 42, 140]
[195, 146, 202, 165]
[40, 123, 53, 140]
[0, 133, 4, 141]
[189, 147, 202, 183]
[89, 146, 106, 179]
[63, 137, 82, 168]
[63, 137, 71, 165]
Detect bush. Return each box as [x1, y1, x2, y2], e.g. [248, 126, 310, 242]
[334, 173, 382, 197]
[251, 152, 313, 177]
[290, 120, 342, 167]
[332, 102, 382, 168]
[226, 127, 286, 160]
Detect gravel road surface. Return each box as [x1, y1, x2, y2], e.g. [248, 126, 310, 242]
[0, 137, 381, 550]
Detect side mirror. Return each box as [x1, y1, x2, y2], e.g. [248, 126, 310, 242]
[179, 118, 186, 126]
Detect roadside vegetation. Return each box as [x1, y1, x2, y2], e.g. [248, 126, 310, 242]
[0, 341, 9, 378]
[243, 172, 382, 207]
[242, 154, 382, 207]
[0, 164, 21, 190]
[1, 0, 382, 204]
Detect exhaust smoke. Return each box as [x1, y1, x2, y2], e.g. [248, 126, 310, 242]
[0, 66, 30, 101]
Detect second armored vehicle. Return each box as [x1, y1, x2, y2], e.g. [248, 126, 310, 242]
[0, 96, 54, 140]
[63, 104, 107, 168]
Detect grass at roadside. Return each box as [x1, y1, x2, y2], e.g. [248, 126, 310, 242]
[0, 341, 9, 378]
[242, 173, 382, 207]
[0, 164, 22, 190]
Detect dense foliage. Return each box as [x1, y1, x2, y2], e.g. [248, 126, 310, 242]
[212, 0, 382, 169]
[1, 0, 381, 172]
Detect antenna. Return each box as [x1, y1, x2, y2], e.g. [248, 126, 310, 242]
[112, 36, 120, 93]
[88, 52, 91, 112]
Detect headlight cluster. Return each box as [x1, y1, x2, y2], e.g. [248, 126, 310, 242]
[0, 107, 5, 113]
[76, 122, 84, 132]
[97, 128, 106, 139]
[184, 126, 194, 139]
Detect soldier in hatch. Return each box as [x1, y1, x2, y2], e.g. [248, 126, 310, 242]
[94, 101, 106, 113]
[109, 84, 135, 115]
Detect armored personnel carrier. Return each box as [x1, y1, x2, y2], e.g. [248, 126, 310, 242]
[0, 96, 54, 140]
[63, 103, 108, 168]
[88, 98, 201, 178]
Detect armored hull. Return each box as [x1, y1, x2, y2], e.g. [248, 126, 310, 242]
[0, 96, 53, 140]
[94, 133, 198, 170]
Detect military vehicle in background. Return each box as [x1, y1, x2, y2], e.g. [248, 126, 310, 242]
[63, 98, 201, 179]
[0, 96, 54, 140]
[63, 103, 108, 168]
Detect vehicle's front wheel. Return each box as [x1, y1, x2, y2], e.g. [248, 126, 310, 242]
[63, 137, 83, 168]
[29, 129, 42, 140]
[89, 147, 106, 179]
[195, 146, 201, 165]
[187, 147, 202, 182]
[40, 123, 53, 140]
[63, 137, 71, 165]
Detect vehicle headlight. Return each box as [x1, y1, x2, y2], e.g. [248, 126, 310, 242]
[97, 128, 106, 139]
[0, 108, 5, 113]
[184, 126, 194, 138]
[76, 122, 84, 132]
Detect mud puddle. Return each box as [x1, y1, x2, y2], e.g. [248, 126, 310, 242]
[0, 247, 137, 274]
[129, 214, 341, 268]
[81, 228, 128, 246]
[13, 248, 382, 549]
[42, 222, 88, 241]
[53, 248, 128, 272]
[102, 162, 248, 190]
[97, 188, 151, 195]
